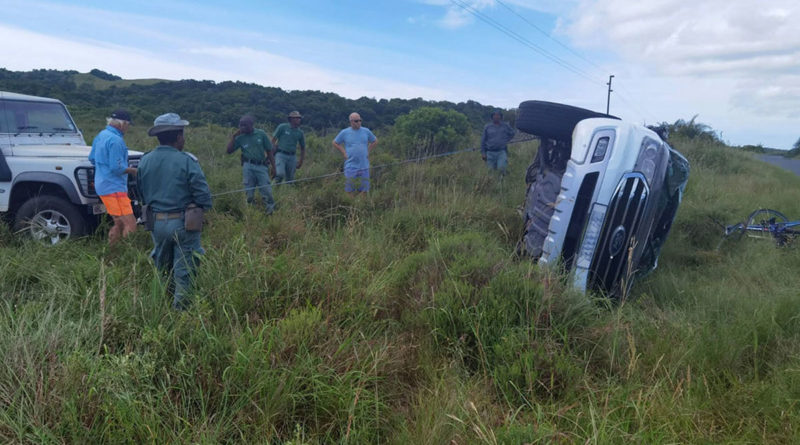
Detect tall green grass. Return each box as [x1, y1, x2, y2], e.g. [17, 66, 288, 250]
[1, 124, 800, 443]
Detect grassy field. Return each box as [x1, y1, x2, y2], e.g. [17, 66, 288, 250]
[1, 120, 800, 444]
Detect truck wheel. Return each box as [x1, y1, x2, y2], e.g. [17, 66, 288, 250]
[519, 169, 562, 259]
[516, 100, 616, 141]
[13, 196, 88, 245]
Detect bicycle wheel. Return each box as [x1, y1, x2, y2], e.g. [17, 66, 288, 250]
[745, 208, 788, 240]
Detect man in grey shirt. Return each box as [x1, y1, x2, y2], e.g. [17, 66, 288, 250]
[480, 110, 515, 178]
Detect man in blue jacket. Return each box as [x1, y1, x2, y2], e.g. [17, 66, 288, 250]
[137, 113, 212, 310]
[88, 109, 137, 245]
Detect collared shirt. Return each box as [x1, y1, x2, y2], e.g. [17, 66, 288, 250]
[231, 129, 272, 162]
[89, 125, 129, 195]
[481, 122, 515, 154]
[334, 127, 377, 170]
[272, 123, 305, 155]
[136, 145, 212, 213]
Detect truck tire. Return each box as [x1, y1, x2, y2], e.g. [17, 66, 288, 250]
[516, 100, 615, 141]
[519, 168, 562, 259]
[13, 196, 88, 245]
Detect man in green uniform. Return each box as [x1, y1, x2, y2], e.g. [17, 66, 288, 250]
[271, 110, 306, 184]
[226, 115, 276, 213]
[137, 113, 213, 310]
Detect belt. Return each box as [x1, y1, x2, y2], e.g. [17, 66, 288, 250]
[276, 150, 295, 156]
[154, 212, 183, 220]
[244, 159, 266, 166]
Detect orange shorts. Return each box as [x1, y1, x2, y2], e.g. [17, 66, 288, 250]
[100, 192, 134, 217]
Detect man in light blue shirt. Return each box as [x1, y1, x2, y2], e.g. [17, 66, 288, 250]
[88, 109, 137, 245]
[333, 112, 378, 195]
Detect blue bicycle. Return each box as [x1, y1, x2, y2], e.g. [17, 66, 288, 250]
[723, 208, 800, 246]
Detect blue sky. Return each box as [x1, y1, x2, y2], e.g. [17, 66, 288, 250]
[2, 0, 798, 149]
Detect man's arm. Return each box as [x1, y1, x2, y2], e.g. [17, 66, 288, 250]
[480, 127, 488, 160]
[333, 140, 347, 158]
[297, 135, 306, 169]
[368, 137, 378, 153]
[226, 129, 241, 154]
[187, 159, 213, 209]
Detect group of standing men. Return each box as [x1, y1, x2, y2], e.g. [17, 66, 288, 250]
[89, 109, 380, 309]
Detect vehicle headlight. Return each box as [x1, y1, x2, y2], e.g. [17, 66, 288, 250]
[635, 142, 660, 184]
[591, 137, 610, 163]
[576, 204, 607, 269]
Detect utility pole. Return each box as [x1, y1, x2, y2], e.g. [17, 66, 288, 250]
[606, 75, 614, 115]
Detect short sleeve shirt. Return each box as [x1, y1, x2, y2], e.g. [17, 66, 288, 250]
[232, 129, 272, 162]
[272, 123, 305, 155]
[334, 127, 376, 170]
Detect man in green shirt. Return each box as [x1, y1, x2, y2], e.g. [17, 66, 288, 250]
[271, 110, 306, 184]
[137, 113, 212, 310]
[226, 115, 276, 214]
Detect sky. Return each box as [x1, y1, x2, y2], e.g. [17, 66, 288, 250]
[1, 0, 798, 149]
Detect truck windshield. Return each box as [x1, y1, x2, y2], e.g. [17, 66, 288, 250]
[0, 100, 77, 134]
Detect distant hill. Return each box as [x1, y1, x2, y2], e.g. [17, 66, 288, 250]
[0, 68, 506, 132]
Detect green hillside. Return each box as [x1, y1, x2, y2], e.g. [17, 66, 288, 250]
[2, 85, 800, 443]
[72, 71, 167, 90]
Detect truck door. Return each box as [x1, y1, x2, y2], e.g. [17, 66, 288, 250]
[0, 99, 12, 182]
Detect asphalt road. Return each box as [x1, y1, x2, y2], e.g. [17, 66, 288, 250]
[759, 155, 800, 176]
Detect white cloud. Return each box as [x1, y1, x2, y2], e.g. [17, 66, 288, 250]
[563, 0, 800, 121]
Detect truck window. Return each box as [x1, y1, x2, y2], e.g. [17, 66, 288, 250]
[3, 100, 77, 134]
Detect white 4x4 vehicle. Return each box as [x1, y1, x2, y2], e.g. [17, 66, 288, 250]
[517, 101, 690, 298]
[0, 91, 142, 244]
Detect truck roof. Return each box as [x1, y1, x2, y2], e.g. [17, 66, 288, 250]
[0, 91, 64, 103]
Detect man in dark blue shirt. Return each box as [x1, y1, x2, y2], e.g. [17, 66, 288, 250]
[480, 110, 516, 178]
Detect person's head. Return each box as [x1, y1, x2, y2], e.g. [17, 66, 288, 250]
[288, 111, 302, 128]
[148, 113, 190, 150]
[156, 129, 185, 150]
[491, 110, 503, 124]
[107, 109, 133, 134]
[349, 112, 362, 130]
[238, 115, 255, 134]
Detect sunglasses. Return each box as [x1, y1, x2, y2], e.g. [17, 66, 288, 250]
[350, 119, 362, 123]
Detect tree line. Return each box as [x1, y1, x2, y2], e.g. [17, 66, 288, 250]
[0, 68, 506, 133]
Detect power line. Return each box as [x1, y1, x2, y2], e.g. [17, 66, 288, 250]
[494, 0, 604, 72]
[462, 0, 662, 122]
[449, 0, 605, 86]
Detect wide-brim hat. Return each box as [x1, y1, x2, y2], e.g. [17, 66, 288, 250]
[148, 112, 190, 136]
[288, 111, 302, 118]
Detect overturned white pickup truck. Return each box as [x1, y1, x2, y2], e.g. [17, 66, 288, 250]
[517, 100, 690, 298]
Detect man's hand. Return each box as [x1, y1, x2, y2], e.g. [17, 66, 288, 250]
[126, 167, 137, 176]
[231, 128, 241, 138]
[481, 153, 487, 161]
[296, 158, 303, 169]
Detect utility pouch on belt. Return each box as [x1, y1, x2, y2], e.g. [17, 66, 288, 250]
[141, 204, 155, 231]
[184, 203, 204, 232]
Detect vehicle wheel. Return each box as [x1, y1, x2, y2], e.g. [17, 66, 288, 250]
[13, 196, 88, 245]
[519, 168, 562, 259]
[516, 100, 616, 141]
[745, 208, 787, 240]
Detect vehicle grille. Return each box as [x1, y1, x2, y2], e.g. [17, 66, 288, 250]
[588, 173, 648, 294]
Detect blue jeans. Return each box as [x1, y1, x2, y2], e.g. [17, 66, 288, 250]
[485, 150, 508, 176]
[274, 152, 297, 184]
[243, 162, 275, 213]
[150, 217, 204, 310]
